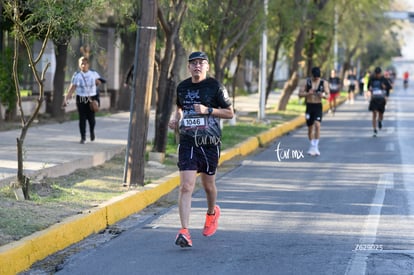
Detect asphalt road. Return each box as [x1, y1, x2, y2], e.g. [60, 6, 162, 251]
[25, 83, 414, 275]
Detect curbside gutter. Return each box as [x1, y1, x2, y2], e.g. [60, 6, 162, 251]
[1, 99, 343, 275]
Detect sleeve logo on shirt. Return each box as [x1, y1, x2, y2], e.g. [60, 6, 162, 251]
[222, 88, 230, 100]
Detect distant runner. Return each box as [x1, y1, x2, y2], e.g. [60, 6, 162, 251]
[403, 71, 409, 90]
[298, 67, 330, 156]
[367, 67, 391, 137]
[328, 69, 341, 114]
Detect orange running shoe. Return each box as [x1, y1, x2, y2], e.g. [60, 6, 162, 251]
[203, 205, 220, 237]
[175, 228, 192, 247]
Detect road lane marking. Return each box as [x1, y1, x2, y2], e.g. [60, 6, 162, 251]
[385, 142, 394, 152]
[345, 173, 394, 275]
[385, 126, 395, 134]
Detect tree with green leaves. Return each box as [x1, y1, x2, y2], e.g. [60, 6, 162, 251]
[342, 0, 399, 72]
[265, 0, 304, 104]
[2, 0, 53, 199]
[0, 1, 19, 122]
[0, 47, 17, 122]
[186, 0, 262, 83]
[1, 0, 108, 198]
[151, 0, 187, 156]
[151, 0, 262, 157]
[276, 0, 312, 111]
[95, 0, 139, 110]
[274, 0, 397, 111]
[48, 0, 104, 119]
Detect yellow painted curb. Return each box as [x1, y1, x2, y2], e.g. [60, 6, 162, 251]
[284, 116, 306, 132]
[257, 115, 305, 147]
[239, 137, 260, 156]
[0, 207, 107, 275]
[0, 173, 181, 275]
[257, 126, 283, 146]
[105, 172, 181, 225]
[219, 147, 240, 166]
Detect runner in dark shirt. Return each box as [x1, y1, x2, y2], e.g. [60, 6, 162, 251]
[347, 69, 357, 104]
[328, 69, 341, 114]
[367, 67, 390, 137]
[168, 51, 233, 248]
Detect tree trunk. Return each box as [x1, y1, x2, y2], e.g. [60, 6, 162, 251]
[266, 37, 282, 105]
[152, 0, 187, 155]
[277, 71, 299, 111]
[153, 34, 174, 154]
[16, 136, 30, 199]
[306, 28, 315, 75]
[52, 43, 68, 120]
[153, 78, 175, 153]
[230, 54, 242, 112]
[277, 28, 306, 111]
[124, 0, 157, 186]
[118, 31, 136, 110]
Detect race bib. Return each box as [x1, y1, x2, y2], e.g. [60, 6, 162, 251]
[372, 89, 383, 96]
[183, 115, 207, 128]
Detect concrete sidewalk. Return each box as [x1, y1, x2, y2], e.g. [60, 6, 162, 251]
[0, 111, 134, 188]
[0, 92, 281, 187]
[0, 91, 305, 275]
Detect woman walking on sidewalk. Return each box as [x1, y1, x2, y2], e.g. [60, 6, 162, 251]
[168, 51, 233, 248]
[62, 57, 103, 144]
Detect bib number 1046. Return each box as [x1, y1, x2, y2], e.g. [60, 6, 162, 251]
[183, 116, 206, 128]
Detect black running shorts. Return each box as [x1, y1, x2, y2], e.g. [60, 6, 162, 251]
[369, 96, 386, 113]
[177, 143, 220, 175]
[305, 103, 323, 127]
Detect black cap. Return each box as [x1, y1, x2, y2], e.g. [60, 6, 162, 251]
[188, 51, 209, 62]
[311, 67, 321, 78]
[374, 67, 382, 74]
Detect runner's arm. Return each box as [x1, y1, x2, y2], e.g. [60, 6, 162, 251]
[193, 104, 233, 119]
[322, 81, 330, 99]
[168, 107, 183, 130]
[298, 85, 310, 98]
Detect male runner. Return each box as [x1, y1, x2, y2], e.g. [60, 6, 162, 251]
[298, 67, 330, 156]
[168, 51, 234, 247]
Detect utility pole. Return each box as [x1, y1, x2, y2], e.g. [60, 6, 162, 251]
[123, 21, 140, 184]
[333, 5, 338, 71]
[124, 0, 158, 186]
[258, 0, 268, 120]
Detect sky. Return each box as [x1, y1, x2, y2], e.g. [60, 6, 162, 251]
[393, 0, 414, 59]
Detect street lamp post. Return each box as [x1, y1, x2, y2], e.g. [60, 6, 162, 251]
[258, 0, 268, 120]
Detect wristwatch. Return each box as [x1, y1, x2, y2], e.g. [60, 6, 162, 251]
[208, 107, 213, 115]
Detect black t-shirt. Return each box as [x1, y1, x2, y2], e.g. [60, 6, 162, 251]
[329, 77, 341, 93]
[347, 74, 357, 86]
[368, 76, 391, 97]
[176, 77, 232, 145]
